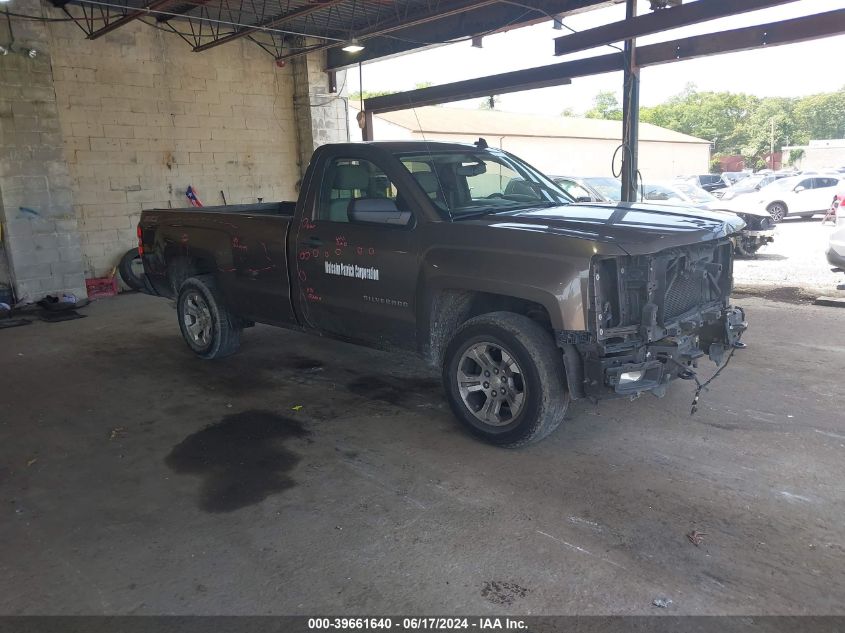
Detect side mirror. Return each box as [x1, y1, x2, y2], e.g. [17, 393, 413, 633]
[794, 185, 806, 193]
[348, 198, 412, 226]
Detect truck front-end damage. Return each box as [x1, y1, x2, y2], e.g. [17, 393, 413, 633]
[561, 238, 747, 400]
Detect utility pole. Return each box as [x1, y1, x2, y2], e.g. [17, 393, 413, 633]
[770, 118, 775, 166]
[620, 0, 639, 202]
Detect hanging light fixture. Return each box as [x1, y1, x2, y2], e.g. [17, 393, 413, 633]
[342, 37, 364, 53]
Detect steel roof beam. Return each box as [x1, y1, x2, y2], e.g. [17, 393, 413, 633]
[325, 0, 618, 70]
[192, 0, 347, 52]
[364, 8, 845, 114]
[554, 0, 801, 56]
[87, 0, 177, 39]
[275, 0, 503, 64]
[634, 8, 845, 67]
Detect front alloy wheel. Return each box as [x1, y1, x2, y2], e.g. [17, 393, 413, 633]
[457, 342, 526, 426]
[443, 312, 569, 447]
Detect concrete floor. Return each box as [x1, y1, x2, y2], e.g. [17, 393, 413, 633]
[1, 292, 844, 615]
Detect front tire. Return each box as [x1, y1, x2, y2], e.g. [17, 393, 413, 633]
[442, 312, 569, 447]
[767, 202, 787, 223]
[177, 276, 241, 359]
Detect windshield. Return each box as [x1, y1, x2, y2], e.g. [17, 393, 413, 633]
[583, 177, 622, 202]
[394, 149, 572, 218]
[764, 176, 801, 192]
[730, 175, 765, 191]
[672, 182, 716, 204]
[642, 183, 687, 203]
[554, 178, 595, 201]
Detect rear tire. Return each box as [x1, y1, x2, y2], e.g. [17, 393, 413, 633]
[442, 312, 569, 447]
[767, 202, 787, 223]
[118, 248, 145, 291]
[176, 276, 241, 359]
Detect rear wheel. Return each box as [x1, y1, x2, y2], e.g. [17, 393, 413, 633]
[176, 276, 241, 359]
[118, 248, 145, 291]
[767, 202, 787, 223]
[442, 312, 569, 447]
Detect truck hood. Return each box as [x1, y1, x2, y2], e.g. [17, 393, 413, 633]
[482, 202, 746, 255]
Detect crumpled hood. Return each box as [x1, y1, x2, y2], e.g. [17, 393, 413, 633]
[484, 202, 746, 255]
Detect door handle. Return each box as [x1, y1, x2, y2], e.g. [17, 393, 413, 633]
[305, 236, 322, 247]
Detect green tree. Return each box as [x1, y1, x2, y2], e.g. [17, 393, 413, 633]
[585, 91, 622, 120]
[641, 87, 759, 155]
[794, 88, 845, 140]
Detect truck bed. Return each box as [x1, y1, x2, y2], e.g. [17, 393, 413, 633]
[163, 201, 296, 216]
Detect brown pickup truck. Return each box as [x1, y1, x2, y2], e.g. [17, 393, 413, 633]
[139, 140, 748, 447]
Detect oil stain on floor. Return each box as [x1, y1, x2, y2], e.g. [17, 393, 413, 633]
[165, 410, 310, 513]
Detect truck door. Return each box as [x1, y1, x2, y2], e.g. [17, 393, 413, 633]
[292, 153, 419, 349]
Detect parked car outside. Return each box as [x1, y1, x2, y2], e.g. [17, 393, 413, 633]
[640, 182, 776, 256]
[685, 174, 727, 193]
[550, 175, 611, 202]
[722, 171, 752, 186]
[716, 173, 785, 201]
[731, 175, 844, 222]
[580, 176, 625, 202]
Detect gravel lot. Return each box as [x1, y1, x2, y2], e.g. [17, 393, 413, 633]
[734, 215, 844, 300]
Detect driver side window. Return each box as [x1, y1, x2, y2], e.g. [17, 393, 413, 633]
[318, 157, 400, 223]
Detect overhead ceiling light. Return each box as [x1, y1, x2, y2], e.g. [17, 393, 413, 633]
[342, 38, 364, 53]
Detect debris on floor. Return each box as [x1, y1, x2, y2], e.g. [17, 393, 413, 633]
[26, 458, 37, 467]
[652, 597, 672, 608]
[292, 405, 303, 411]
[687, 530, 707, 546]
[39, 310, 86, 323]
[110, 427, 127, 440]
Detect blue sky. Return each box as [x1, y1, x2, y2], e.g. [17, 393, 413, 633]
[357, 0, 845, 115]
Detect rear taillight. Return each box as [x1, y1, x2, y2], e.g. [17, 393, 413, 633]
[137, 224, 144, 255]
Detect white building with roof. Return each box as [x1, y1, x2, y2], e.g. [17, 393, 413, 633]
[350, 106, 711, 180]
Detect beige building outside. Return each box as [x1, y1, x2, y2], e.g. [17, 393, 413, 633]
[351, 106, 711, 181]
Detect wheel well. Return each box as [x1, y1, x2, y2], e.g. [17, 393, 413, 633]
[767, 200, 788, 212]
[425, 289, 554, 366]
[166, 254, 216, 295]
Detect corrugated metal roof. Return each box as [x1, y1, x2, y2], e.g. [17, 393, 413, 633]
[372, 106, 711, 144]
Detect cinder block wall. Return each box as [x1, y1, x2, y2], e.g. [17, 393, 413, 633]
[48, 19, 302, 278]
[0, 4, 84, 300]
[1, 0, 348, 299]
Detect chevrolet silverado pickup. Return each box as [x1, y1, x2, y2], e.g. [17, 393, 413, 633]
[139, 141, 748, 447]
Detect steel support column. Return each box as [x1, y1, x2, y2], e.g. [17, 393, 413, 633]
[620, 0, 639, 203]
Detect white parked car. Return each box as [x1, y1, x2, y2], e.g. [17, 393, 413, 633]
[737, 175, 844, 222]
[640, 182, 776, 256]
